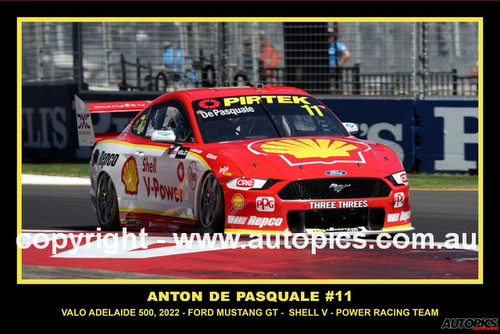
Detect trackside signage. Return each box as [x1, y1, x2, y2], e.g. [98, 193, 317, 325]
[323, 98, 478, 173]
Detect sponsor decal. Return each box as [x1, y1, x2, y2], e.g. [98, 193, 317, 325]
[248, 138, 369, 166]
[198, 99, 221, 109]
[387, 213, 400, 222]
[223, 95, 310, 107]
[142, 157, 157, 174]
[326, 170, 347, 176]
[98, 151, 119, 168]
[187, 161, 197, 190]
[197, 106, 255, 119]
[167, 146, 190, 158]
[190, 148, 203, 154]
[236, 178, 255, 188]
[231, 193, 244, 209]
[218, 166, 233, 177]
[143, 176, 183, 202]
[76, 112, 91, 130]
[400, 172, 408, 183]
[393, 192, 405, 208]
[177, 162, 185, 183]
[175, 147, 190, 159]
[227, 215, 283, 228]
[228, 215, 248, 225]
[151, 130, 176, 142]
[256, 196, 275, 212]
[247, 216, 283, 228]
[226, 178, 268, 190]
[206, 153, 218, 160]
[400, 210, 411, 221]
[391, 171, 408, 185]
[91, 102, 150, 110]
[309, 200, 368, 209]
[329, 183, 351, 193]
[387, 211, 411, 223]
[121, 156, 139, 195]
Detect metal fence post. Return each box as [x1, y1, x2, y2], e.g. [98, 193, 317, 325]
[72, 22, 84, 91]
[217, 22, 227, 86]
[120, 53, 127, 89]
[420, 22, 428, 99]
[452, 68, 458, 96]
[353, 63, 361, 95]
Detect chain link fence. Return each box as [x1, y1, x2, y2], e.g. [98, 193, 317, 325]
[22, 20, 479, 99]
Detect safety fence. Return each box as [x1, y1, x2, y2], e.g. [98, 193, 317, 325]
[21, 21, 479, 99]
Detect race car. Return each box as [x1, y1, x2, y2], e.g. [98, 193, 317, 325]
[75, 85, 412, 234]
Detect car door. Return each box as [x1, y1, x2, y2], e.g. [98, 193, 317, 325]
[134, 100, 199, 223]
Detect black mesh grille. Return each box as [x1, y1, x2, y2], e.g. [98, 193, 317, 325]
[278, 178, 391, 200]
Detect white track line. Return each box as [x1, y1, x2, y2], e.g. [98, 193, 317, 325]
[22, 174, 90, 186]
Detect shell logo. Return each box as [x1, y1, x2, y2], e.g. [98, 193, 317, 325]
[248, 138, 369, 166]
[121, 156, 139, 195]
[261, 139, 356, 159]
[231, 193, 244, 209]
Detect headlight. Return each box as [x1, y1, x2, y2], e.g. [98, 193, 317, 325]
[387, 171, 408, 186]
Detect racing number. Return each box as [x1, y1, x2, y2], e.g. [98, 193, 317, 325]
[301, 105, 324, 116]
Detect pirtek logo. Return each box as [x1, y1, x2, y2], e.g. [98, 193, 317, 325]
[329, 183, 351, 193]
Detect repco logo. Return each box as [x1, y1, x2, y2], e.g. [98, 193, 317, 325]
[256, 196, 275, 212]
[98, 151, 119, 167]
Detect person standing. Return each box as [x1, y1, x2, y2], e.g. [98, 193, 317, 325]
[163, 41, 183, 85]
[328, 27, 351, 94]
[259, 31, 281, 84]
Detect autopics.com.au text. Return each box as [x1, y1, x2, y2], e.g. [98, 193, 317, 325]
[17, 228, 478, 255]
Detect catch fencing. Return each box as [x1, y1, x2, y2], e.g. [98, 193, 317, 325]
[21, 20, 479, 99]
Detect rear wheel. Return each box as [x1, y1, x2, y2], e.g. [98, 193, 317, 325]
[198, 172, 224, 234]
[96, 173, 120, 230]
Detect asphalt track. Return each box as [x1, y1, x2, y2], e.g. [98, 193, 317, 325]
[20, 183, 479, 280]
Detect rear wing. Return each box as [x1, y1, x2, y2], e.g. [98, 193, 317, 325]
[75, 95, 151, 146]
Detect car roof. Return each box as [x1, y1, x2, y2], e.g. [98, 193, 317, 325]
[155, 85, 311, 104]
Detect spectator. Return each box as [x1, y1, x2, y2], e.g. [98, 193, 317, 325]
[328, 27, 351, 94]
[162, 42, 183, 84]
[234, 37, 255, 85]
[259, 31, 281, 84]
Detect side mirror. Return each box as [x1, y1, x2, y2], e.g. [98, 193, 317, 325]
[151, 129, 177, 143]
[343, 122, 359, 135]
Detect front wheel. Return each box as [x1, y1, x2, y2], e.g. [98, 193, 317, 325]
[198, 172, 224, 234]
[96, 172, 120, 230]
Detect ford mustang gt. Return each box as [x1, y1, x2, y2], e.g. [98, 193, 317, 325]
[76, 85, 412, 234]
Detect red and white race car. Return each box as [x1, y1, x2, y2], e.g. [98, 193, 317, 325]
[76, 85, 412, 234]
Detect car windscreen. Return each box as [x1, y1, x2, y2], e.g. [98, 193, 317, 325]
[192, 94, 348, 143]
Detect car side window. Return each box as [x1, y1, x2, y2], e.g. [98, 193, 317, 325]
[131, 108, 151, 136]
[142, 101, 194, 142]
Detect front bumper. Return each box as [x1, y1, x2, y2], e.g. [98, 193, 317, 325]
[223, 177, 411, 234]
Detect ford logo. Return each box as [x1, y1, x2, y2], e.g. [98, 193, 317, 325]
[325, 170, 347, 176]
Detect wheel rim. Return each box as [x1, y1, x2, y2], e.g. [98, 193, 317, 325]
[199, 173, 222, 229]
[96, 174, 117, 226]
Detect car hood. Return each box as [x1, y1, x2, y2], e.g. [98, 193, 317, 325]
[203, 136, 404, 180]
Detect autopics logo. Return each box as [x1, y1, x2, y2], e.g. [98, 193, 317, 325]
[441, 318, 498, 331]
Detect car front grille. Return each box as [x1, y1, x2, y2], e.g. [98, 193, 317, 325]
[278, 178, 391, 200]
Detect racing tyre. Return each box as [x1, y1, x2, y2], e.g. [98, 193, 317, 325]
[96, 172, 120, 230]
[198, 172, 224, 234]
